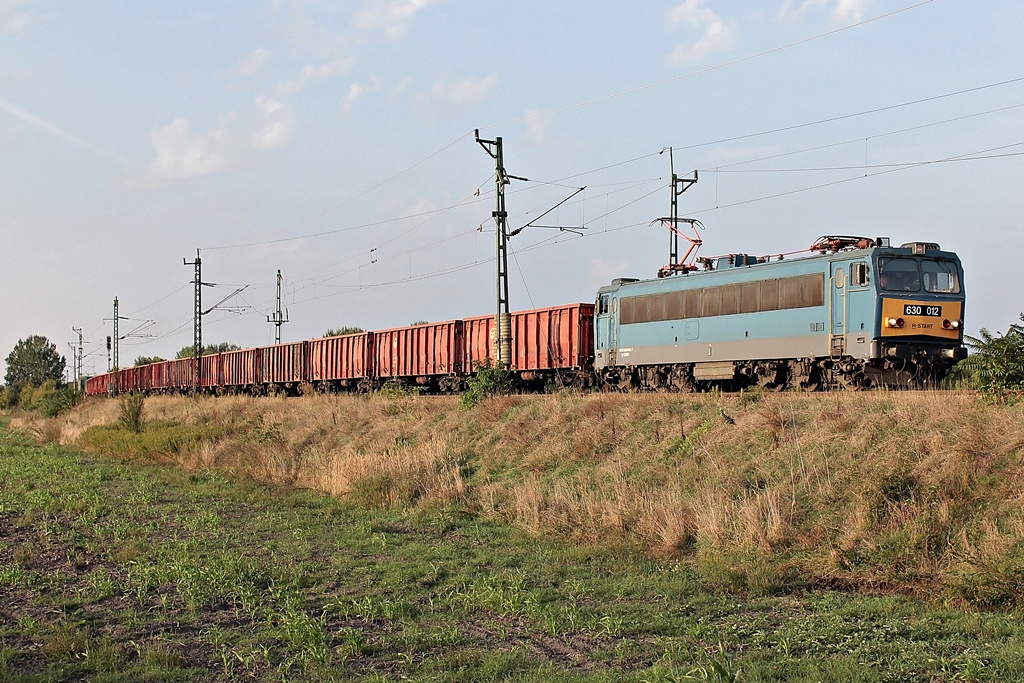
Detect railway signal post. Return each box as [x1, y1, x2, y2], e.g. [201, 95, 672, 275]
[475, 129, 526, 367]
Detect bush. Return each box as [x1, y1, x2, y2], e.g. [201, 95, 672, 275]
[41, 385, 81, 417]
[460, 359, 514, 410]
[948, 314, 1024, 402]
[119, 393, 145, 433]
[0, 386, 16, 409]
[19, 383, 40, 409]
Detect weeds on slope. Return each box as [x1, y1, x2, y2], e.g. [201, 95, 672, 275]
[5, 423, 1024, 679]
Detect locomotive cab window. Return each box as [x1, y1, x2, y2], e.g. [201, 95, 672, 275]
[878, 257, 921, 292]
[852, 262, 869, 286]
[922, 259, 961, 293]
[599, 295, 610, 314]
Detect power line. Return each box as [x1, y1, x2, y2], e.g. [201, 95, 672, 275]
[482, 0, 937, 130]
[674, 76, 1024, 153]
[690, 141, 1024, 214]
[708, 147, 1024, 173]
[203, 131, 475, 251]
[702, 101, 1024, 172]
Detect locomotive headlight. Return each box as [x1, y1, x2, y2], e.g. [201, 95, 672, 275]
[942, 319, 960, 330]
[885, 317, 905, 328]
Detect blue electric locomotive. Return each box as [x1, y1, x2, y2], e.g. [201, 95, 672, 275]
[593, 236, 966, 390]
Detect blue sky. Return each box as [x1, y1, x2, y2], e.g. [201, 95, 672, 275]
[2, 0, 1022, 377]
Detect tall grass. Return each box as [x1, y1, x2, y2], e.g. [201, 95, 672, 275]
[64, 389, 1024, 604]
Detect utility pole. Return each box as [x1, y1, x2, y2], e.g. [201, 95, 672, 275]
[67, 342, 76, 385]
[183, 250, 247, 394]
[184, 250, 204, 394]
[267, 269, 289, 345]
[475, 129, 527, 367]
[667, 149, 698, 269]
[113, 298, 120, 371]
[655, 148, 700, 278]
[103, 299, 130, 374]
[73, 327, 83, 390]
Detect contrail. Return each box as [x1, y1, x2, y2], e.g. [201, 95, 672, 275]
[0, 95, 128, 164]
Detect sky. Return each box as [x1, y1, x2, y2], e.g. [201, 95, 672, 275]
[2, 0, 1022, 379]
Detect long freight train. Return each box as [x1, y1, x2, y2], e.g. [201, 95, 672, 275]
[85, 236, 967, 396]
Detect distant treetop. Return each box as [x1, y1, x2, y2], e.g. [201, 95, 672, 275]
[4, 335, 66, 389]
[175, 343, 241, 359]
[323, 327, 364, 337]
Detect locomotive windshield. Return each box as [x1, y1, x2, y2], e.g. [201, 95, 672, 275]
[878, 257, 961, 293]
[878, 257, 921, 292]
[921, 259, 961, 293]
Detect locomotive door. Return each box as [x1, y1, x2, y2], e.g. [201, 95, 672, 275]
[830, 264, 847, 357]
[831, 259, 872, 359]
[595, 294, 616, 365]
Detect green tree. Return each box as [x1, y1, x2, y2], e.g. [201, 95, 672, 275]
[134, 355, 165, 367]
[323, 327, 364, 337]
[175, 343, 240, 358]
[948, 313, 1024, 401]
[5, 335, 65, 389]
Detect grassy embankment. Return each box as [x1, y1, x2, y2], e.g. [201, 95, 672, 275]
[2, 390, 1023, 680]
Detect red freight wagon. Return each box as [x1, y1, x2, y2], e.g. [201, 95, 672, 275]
[201, 353, 221, 390]
[463, 304, 595, 372]
[144, 361, 167, 392]
[85, 374, 107, 396]
[374, 321, 464, 390]
[222, 347, 259, 392]
[165, 357, 195, 393]
[113, 368, 129, 394]
[260, 341, 308, 390]
[512, 303, 595, 372]
[309, 332, 375, 390]
[461, 315, 495, 372]
[120, 366, 146, 393]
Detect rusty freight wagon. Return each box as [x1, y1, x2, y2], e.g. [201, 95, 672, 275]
[260, 341, 309, 394]
[221, 347, 260, 394]
[309, 332, 375, 392]
[463, 303, 596, 388]
[374, 321, 465, 392]
[163, 357, 195, 393]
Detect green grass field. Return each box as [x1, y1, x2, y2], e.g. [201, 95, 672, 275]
[3, 414, 1024, 682]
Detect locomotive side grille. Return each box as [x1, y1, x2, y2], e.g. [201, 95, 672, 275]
[621, 273, 825, 325]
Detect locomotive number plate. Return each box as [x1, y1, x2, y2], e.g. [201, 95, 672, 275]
[904, 304, 942, 317]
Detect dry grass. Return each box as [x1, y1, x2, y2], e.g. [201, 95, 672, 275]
[55, 388, 1024, 600]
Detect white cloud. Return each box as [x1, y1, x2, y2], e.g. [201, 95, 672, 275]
[146, 117, 230, 182]
[238, 47, 271, 76]
[523, 109, 551, 146]
[339, 77, 382, 115]
[0, 95, 125, 163]
[341, 83, 363, 115]
[251, 96, 294, 149]
[414, 76, 497, 112]
[144, 96, 299, 184]
[667, 0, 737, 65]
[778, 0, 871, 24]
[357, 0, 435, 39]
[0, 0, 31, 33]
[831, 0, 870, 23]
[275, 58, 354, 97]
